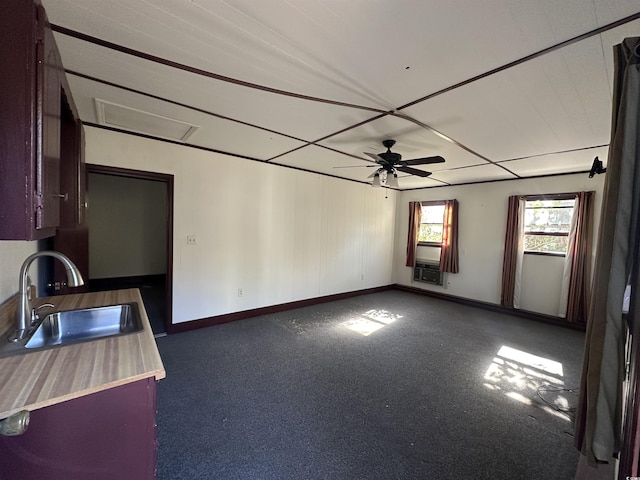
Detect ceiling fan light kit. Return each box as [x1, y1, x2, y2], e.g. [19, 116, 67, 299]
[372, 173, 381, 188]
[387, 173, 399, 188]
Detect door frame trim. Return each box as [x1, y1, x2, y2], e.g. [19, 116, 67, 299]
[87, 164, 174, 333]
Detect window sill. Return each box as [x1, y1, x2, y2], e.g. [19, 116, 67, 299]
[418, 242, 442, 247]
[524, 251, 566, 258]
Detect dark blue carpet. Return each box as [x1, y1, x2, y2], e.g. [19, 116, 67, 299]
[155, 290, 583, 479]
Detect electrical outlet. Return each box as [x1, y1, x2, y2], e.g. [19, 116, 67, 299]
[238, 288, 244, 297]
[187, 235, 197, 245]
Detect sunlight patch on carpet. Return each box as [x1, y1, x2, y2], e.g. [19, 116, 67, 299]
[484, 346, 573, 421]
[342, 309, 402, 336]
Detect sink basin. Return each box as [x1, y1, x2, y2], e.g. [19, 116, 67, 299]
[24, 303, 143, 349]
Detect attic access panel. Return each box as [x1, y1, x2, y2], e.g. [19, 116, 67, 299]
[94, 98, 199, 142]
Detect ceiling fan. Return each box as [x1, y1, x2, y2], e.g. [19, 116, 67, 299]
[362, 139, 445, 187]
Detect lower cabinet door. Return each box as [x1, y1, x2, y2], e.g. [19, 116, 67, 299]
[0, 377, 158, 480]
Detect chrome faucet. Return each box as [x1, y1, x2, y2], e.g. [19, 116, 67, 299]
[12, 251, 85, 342]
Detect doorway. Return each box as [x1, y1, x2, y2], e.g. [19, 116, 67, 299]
[87, 164, 174, 336]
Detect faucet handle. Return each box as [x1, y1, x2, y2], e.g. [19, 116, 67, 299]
[31, 303, 55, 326]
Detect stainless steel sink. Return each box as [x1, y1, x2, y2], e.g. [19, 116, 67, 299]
[0, 303, 143, 357]
[25, 303, 143, 349]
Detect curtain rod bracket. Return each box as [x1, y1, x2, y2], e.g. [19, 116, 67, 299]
[588, 156, 607, 178]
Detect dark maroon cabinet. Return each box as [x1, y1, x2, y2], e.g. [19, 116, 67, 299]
[0, 0, 83, 240]
[0, 378, 159, 480]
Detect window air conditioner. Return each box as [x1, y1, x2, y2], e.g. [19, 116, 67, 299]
[413, 260, 443, 286]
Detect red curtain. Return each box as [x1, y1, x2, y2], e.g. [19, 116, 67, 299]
[565, 191, 594, 324]
[500, 195, 522, 308]
[405, 202, 422, 267]
[439, 199, 459, 273]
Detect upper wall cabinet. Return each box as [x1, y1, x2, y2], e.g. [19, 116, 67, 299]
[0, 0, 84, 240]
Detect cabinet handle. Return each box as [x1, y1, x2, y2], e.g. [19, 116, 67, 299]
[0, 410, 30, 436]
[51, 193, 68, 201]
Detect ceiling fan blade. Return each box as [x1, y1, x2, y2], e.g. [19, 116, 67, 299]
[364, 152, 385, 163]
[333, 165, 379, 168]
[403, 156, 445, 166]
[397, 166, 432, 178]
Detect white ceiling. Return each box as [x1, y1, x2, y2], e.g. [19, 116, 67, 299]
[41, 0, 640, 190]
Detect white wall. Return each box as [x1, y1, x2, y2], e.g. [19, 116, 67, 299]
[0, 131, 603, 321]
[394, 173, 605, 315]
[85, 127, 397, 324]
[88, 173, 167, 279]
[0, 241, 38, 304]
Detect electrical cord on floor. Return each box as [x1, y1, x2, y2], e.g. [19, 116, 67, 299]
[536, 384, 579, 414]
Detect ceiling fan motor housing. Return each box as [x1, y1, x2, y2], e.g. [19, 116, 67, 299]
[379, 152, 402, 164]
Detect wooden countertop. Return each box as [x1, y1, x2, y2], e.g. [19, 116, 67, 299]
[0, 289, 165, 419]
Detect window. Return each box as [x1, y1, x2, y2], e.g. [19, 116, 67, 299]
[523, 197, 576, 255]
[418, 202, 445, 245]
